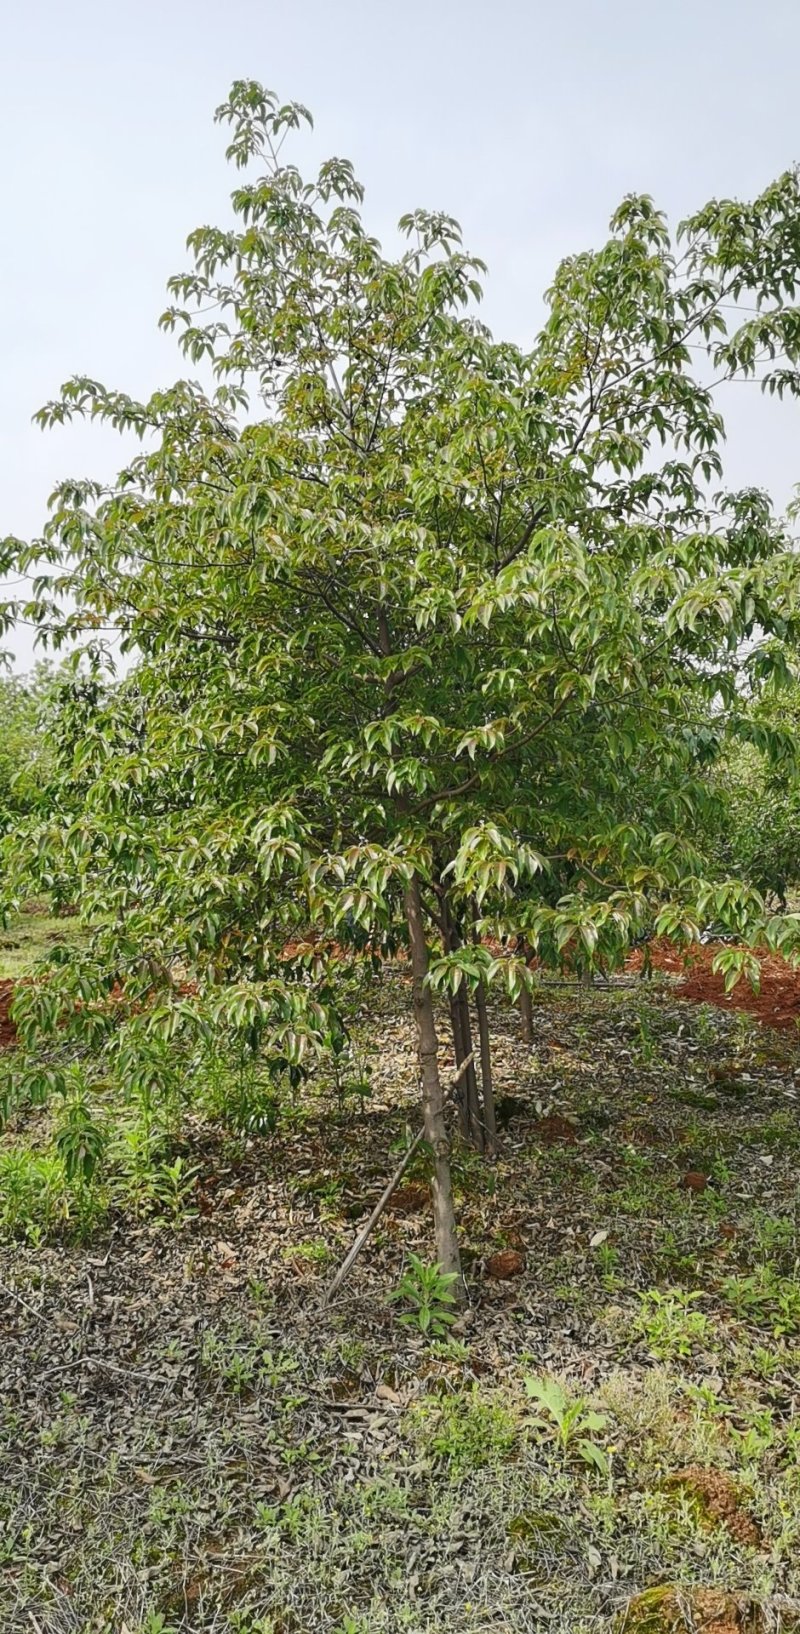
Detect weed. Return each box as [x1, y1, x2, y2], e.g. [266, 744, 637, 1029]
[730, 1010, 758, 1050]
[651, 1224, 700, 1280]
[357, 1477, 411, 1521]
[259, 1347, 300, 1389]
[692, 1004, 722, 1045]
[735, 1340, 789, 1380]
[0, 1147, 64, 1242]
[222, 1072, 281, 1136]
[752, 1210, 797, 1266]
[150, 1155, 198, 1225]
[108, 1123, 197, 1224]
[524, 1376, 611, 1477]
[0, 1145, 110, 1242]
[327, 1336, 366, 1373]
[635, 1288, 710, 1359]
[329, 1033, 374, 1114]
[204, 1339, 257, 1394]
[410, 1386, 516, 1475]
[283, 1238, 333, 1267]
[254, 1490, 325, 1543]
[138, 1615, 179, 1634]
[634, 1006, 660, 1065]
[594, 1239, 623, 1290]
[709, 1153, 733, 1189]
[722, 1265, 800, 1335]
[430, 1336, 471, 1363]
[759, 1110, 800, 1151]
[730, 1406, 778, 1464]
[391, 1254, 458, 1338]
[228, 1617, 280, 1634]
[199, 1324, 302, 1403]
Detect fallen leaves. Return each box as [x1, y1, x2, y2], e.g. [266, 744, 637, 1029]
[2, 968, 800, 1630]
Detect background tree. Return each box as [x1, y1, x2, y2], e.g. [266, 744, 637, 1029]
[0, 663, 59, 836]
[700, 676, 800, 911]
[5, 83, 800, 1280]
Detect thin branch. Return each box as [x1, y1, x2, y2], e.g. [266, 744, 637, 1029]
[496, 503, 548, 572]
[416, 699, 571, 810]
[324, 1051, 475, 1303]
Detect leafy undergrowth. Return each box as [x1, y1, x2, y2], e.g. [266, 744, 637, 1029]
[2, 971, 800, 1632]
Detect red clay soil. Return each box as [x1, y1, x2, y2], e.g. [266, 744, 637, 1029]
[626, 937, 800, 1032]
[0, 981, 15, 1049]
[534, 1112, 579, 1145]
[1, 938, 799, 1054]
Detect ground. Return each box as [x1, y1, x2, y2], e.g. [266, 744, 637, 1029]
[0, 913, 79, 984]
[1, 923, 800, 1633]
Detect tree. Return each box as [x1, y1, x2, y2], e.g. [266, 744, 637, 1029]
[5, 82, 800, 1282]
[0, 664, 58, 835]
[702, 678, 800, 910]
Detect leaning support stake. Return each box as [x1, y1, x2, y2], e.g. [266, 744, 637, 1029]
[324, 1052, 475, 1304]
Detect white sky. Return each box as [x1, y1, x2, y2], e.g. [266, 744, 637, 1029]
[2, 0, 800, 669]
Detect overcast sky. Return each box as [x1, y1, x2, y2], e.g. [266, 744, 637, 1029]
[2, 0, 800, 668]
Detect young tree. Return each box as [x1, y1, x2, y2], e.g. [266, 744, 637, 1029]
[5, 83, 800, 1279]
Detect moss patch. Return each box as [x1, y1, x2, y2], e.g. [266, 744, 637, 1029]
[616, 1587, 799, 1633]
[663, 1465, 762, 1548]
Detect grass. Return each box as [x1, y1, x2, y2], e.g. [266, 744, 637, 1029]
[1, 946, 800, 1630]
[0, 910, 79, 980]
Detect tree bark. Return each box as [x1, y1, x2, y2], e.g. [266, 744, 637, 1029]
[440, 885, 482, 1148]
[448, 988, 471, 1142]
[519, 983, 534, 1043]
[468, 904, 495, 1153]
[325, 1050, 475, 1304]
[474, 974, 497, 1154]
[456, 983, 483, 1150]
[404, 874, 464, 1292]
[517, 938, 535, 1044]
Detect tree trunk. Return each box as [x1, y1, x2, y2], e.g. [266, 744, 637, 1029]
[517, 938, 534, 1044]
[404, 874, 463, 1292]
[440, 886, 481, 1149]
[469, 904, 495, 1153]
[448, 989, 471, 1142]
[474, 975, 497, 1153]
[456, 983, 483, 1150]
[519, 983, 534, 1043]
